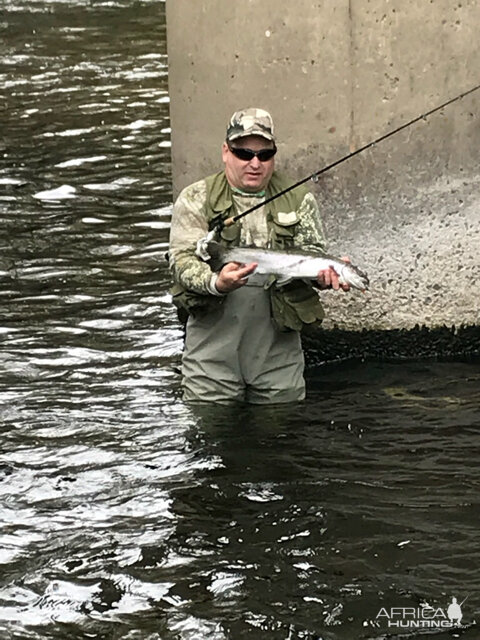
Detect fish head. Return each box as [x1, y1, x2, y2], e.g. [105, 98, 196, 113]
[341, 263, 370, 291]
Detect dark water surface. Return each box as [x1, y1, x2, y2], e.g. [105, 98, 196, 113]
[2, 2, 480, 639]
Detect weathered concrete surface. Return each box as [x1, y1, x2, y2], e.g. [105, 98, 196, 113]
[166, 0, 480, 333]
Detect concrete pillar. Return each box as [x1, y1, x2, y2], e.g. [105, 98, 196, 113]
[166, 0, 480, 334]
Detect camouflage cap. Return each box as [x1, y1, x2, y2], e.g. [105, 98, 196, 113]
[226, 108, 275, 142]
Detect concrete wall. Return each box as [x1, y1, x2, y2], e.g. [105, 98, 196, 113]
[165, 0, 480, 332]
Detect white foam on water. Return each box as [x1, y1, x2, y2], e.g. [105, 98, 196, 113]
[134, 221, 170, 229]
[207, 572, 245, 597]
[126, 119, 158, 130]
[0, 178, 24, 185]
[55, 156, 106, 168]
[43, 128, 94, 138]
[81, 217, 107, 224]
[79, 319, 132, 330]
[83, 176, 138, 191]
[138, 53, 167, 59]
[33, 185, 76, 200]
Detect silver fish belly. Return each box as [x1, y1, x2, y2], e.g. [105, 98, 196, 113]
[206, 242, 369, 291]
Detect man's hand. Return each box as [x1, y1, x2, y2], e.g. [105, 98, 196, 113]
[317, 258, 351, 292]
[215, 262, 258, 293]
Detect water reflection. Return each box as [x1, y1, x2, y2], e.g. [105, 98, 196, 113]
[162, 365, 480, 639]
[2, 1, 480, 639]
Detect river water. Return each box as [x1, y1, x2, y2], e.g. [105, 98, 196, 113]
[1, 2, 480, 639]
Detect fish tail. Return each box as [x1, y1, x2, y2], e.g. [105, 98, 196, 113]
[206, 241, 227, 271]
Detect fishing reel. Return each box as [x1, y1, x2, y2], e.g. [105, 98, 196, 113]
[195, 228, 216, 262]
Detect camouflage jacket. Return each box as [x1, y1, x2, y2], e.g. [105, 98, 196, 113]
[169, 170, 327, 331]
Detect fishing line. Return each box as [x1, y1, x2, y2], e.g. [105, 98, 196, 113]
[210, 81, 480, 233]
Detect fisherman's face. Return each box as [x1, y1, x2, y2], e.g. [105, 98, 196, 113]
[222, 135, 275, 192]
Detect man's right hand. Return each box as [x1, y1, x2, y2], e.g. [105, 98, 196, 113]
[215, 262, 258, 293]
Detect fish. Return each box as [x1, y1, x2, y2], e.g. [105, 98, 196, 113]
[205, 241, 369, 291]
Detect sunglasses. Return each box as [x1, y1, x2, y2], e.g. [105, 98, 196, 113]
[227, 143, 277, 162]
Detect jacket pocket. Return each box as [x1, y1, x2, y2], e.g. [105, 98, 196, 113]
[270, 281, 324, 332]
[269, 210, 299, 246]
[170, 283, 224, 320]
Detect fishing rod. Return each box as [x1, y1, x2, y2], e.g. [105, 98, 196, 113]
[209, 81, 480, 234]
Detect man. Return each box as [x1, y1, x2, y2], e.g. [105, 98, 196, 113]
[169, 107, 346, 404]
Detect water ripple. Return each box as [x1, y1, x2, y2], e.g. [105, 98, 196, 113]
[2, 1, 480, 639]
